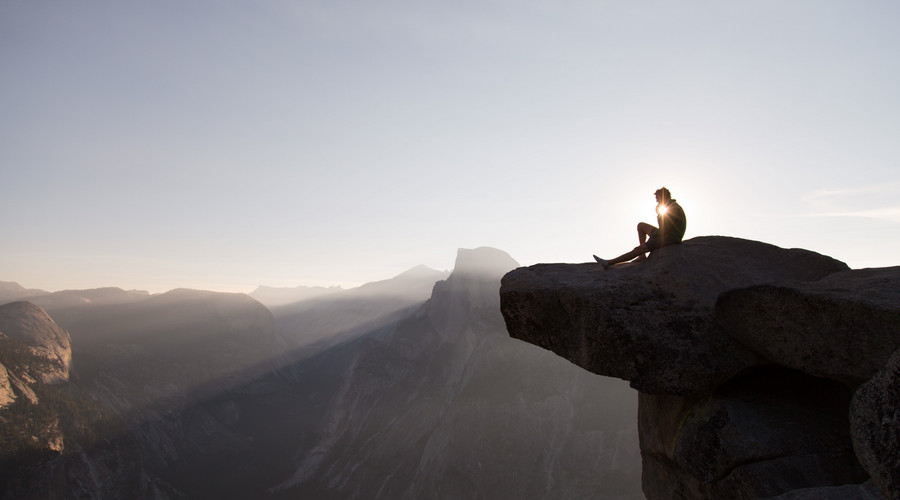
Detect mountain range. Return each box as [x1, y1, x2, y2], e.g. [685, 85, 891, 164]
[0, 248, 642, 499]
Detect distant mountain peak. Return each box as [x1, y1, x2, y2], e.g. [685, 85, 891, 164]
[0, 281, 49, 305]
[452, 247, 519, 276]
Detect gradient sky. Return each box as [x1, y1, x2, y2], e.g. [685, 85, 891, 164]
[2, 1, 899, 293]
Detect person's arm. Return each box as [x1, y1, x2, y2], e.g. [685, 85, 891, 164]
[663, 203, 686, 240]
[656, 205, 669, 237]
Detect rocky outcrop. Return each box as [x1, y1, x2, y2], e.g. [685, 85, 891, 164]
[0, 301, 72, 385]
[716, 267, 900, 387]
[500, 236, 900, 499]
[0, 301, 84, 491]
[500, 237, 849, 397]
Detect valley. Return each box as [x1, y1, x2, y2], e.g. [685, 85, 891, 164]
[0, 248, 642, 499]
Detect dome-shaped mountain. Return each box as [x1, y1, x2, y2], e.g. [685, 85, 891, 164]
[0, 301, 71, 385]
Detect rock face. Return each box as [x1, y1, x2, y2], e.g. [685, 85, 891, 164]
[851, 348, 900, 500]
[0, 301, 72, 385]
[0, 364, 16, 408]
[500, 236, 900, 499]
[716, 267, 900, 387]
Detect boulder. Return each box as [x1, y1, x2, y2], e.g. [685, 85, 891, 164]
[500, 236, 848, 396]
[716, 267, 900, 387]
[851, 348, 900, 500]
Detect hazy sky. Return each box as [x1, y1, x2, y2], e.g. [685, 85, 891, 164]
[2, 1, 899, 293]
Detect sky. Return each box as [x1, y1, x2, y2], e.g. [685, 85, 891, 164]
[2, 1, 899, 294]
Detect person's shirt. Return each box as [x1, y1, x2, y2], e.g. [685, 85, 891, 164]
[658, 199, 687, 242]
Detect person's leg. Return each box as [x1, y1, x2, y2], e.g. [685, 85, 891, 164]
[635, 223, 656, 261]
[637, 222, 656, 245]
[594, 243, 649, 269]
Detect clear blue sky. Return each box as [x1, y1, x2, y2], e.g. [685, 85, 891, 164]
[2, 1, 899, 293]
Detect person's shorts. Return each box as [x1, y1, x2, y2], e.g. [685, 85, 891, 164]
[646, 232, 682, 251]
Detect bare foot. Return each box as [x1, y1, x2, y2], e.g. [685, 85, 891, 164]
[593, 255, 610, 270]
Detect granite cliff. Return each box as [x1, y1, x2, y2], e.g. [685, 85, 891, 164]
[0, 301, 73, 457]
[500, 236, 900, 500]
[0, 301, 72, 397]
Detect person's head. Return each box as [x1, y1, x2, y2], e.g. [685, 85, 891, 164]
[654, 187, 671, 204]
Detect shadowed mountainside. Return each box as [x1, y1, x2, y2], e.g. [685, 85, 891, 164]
[1, 289, 280, 498]
[1, 249, 643, 499]
[258, 248, 641, 499]
[270, 265, 451, 360]
[9, 287, 150, 311]
[0, 282, 48, 305]
[250, 284, 343, 308]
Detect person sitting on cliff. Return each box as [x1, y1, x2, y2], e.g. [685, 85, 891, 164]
[593, 187, 686, 270]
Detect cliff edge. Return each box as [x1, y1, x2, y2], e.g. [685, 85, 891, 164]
[500, 236, 900, 500]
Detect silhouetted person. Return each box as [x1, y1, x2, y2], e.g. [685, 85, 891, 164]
[593, 187, 686, 270]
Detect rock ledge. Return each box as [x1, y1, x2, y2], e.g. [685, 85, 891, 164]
[500, 236, 900, 499]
